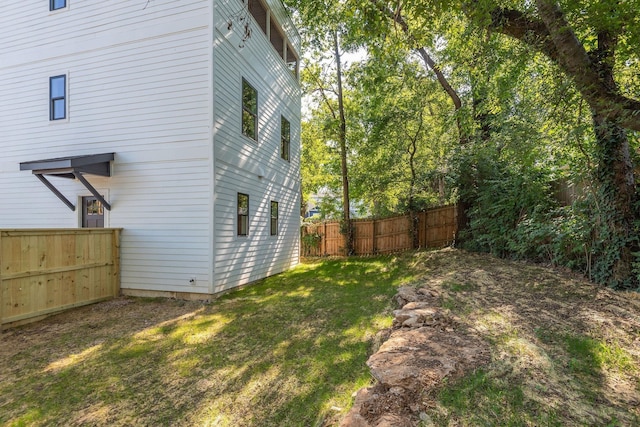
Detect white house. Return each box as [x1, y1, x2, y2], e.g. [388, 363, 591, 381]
[0, 0, 301, 299]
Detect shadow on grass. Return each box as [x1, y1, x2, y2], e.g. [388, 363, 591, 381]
[1, 255, 418, 426]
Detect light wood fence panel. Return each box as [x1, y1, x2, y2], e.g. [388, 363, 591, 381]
[324, 222, 342, 255]
[0, 229, 121, 327]
[353, 220, 374, 254]
[374, 215, 413, 254]
[301, 205, 457, 256]
[419, 205, 457, 248]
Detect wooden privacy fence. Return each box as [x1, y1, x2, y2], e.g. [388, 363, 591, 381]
[1, 228, 121, 327]
[301, 205, 457, 257]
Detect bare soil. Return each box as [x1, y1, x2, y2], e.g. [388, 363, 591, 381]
[344, 248, 640, 426]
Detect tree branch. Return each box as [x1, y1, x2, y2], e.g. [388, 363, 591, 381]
[489, 8, 558, 61]
[309, 74, 338, 120]
[488, 2, 640, 132]
[371, 0, 462, 111]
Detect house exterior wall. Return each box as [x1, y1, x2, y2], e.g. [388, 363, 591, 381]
[212, 0, 301, 293]
[0, 0, 300, 297]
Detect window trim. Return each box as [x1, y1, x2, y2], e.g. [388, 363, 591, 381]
[237, 193, 250, 236]
[241, 78, 258, 141]
[50, 0, 67, 11]
[49, 75, 67, 121]
[270, 201, 279, 236]
[280, 115, 290, 162]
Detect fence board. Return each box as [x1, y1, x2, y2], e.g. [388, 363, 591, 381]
[374, 215, 412, 254]
[301, 205, 457, 257]
[354, 220, 374, 254]
[0, 229, 121, 327]
[324, 222, 342, 255]
[419, 205, 457, 248]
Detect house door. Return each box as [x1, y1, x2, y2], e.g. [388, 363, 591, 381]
[82, 196, 104, 228]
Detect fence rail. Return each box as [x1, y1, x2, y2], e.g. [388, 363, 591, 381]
[1, 228, 121, 327]
[301, 205, 457, 256]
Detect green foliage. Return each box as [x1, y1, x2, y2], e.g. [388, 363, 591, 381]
[288, 0, 640, 286]
[513, 205, 592, 270]
[300, 231, 322, 251]
[455, 143, 556, 258]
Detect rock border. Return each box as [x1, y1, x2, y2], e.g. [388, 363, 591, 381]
[340, 285, 490, 426]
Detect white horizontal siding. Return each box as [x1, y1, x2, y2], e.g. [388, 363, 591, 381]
[0, 3, 214, 295]
[1, 0, 209, 59]
[1, 0, 301, 297]
[213, 0, 300, 292]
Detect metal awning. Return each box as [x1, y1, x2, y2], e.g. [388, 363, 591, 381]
[20, 153, 114, 212]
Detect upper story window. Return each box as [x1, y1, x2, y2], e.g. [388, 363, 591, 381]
[243, 0, 299, 79]
[248, 0, 267, 34]
[50, 0, 67, 11]
[286, 43, 299, 78]
[238, 193, 249, 236]
[242, 78, 258, 141]
[280, 116, 290, 162]
[270, 201, 279, 236]
[269, 18, 285, 59]
[50, 75, 66, 121]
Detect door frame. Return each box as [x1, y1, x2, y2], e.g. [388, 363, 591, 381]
[77, 189, 110, 227]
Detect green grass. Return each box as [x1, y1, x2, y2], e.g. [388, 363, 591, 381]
[0, 255, 417, 427]
[3, 249, 640, 426]
[442, 281, 475, 293]
[432, 369, 563, 427]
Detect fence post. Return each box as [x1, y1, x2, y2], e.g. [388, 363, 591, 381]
[454, 204, 459, 244]
[112, 229, 121, 297]
[369, 221, 374, 255]
[372, 218, 377, 254]
[423, 210, 428, 247]
[322, 222, 327, 256]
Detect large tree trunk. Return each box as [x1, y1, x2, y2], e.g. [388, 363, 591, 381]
[591, 114, 639, 287]
[488, 1, 640, 287]
[333, 30, 354, 255]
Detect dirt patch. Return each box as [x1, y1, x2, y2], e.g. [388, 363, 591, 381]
[341, 248, 640, 426]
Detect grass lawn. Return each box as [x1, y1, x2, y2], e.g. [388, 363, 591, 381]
[2, 249, 640, 426]
[0, 256, 416, 426]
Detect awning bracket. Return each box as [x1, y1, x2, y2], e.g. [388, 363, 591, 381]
[35, 174, 76, 211]
[20, 153, 114, 212]
[73, 171, 111, 211]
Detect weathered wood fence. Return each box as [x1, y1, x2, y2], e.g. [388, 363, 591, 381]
[1, 228, 121, 327]
[301, 205, 457, 257]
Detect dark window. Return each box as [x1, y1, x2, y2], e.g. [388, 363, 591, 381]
[50, 75, 66, 121]
[242, 79, 258, 141]
[238, 193, 249, 236]
[50, 0, 66, 11]
[286, 44, 299, 78]
[248, 0, 268, 34]
[280, 116, 290, 161]
[270, 17, 285, 59]
[82, 196, 104, 228]
[270, 201, 279, 236]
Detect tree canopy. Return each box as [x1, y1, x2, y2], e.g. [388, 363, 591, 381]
[287, 0, 640, 288]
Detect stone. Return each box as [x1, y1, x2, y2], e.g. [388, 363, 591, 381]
[395, 286, 420, 306]
[340, 388, 372, 427]
[401, 316, 422, 328]
[374, 414, 413, 427]
[342, 285, 490, 427]
[402, 301, 434, 310]
[367, 328, 488, 391]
